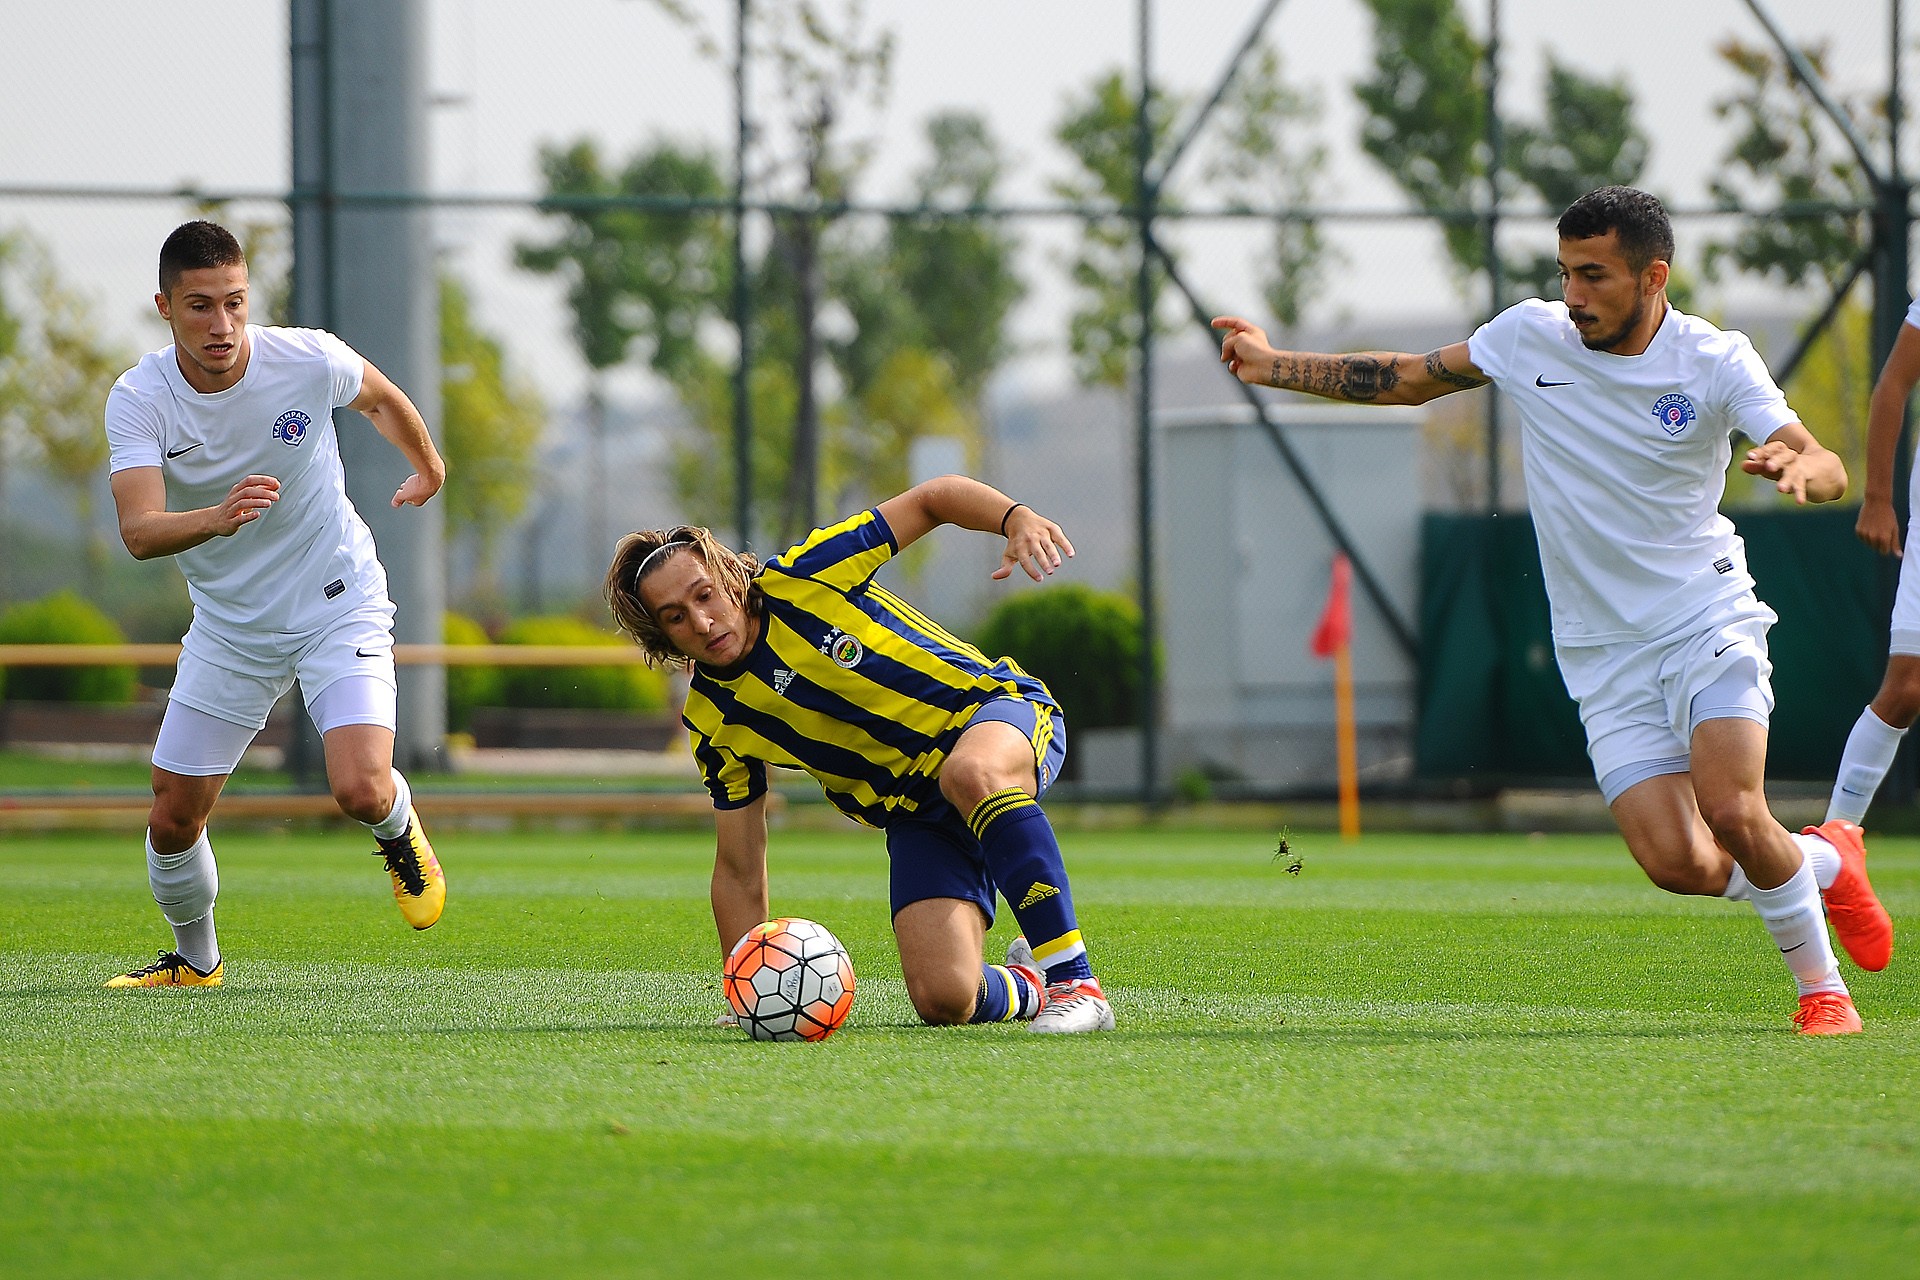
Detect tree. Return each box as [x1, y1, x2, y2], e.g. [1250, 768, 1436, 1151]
[1203, 42, 1335, 337]
[1052, 71, 1180, 389]
[1706, 38, 1873, 291]
[754, 0, 893, 539]
[516, 137, 731, 568]
[1503, 57, 1652, 300]
[822, 112, 1024, 509]
[440, 274, 544, 612]
[1353, 0, 1487, 281]
[1705, 38, 1877, 491]
[0, 238, 130, 597]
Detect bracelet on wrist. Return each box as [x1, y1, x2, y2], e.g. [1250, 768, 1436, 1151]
[999, 502, 1027, 536]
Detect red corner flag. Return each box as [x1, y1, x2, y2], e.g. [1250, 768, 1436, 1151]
[1309, 553, 1352, 658]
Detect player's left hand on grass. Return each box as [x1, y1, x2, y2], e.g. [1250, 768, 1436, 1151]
[1740, 441, 1814, 504]
[994, 506, 1075, 582]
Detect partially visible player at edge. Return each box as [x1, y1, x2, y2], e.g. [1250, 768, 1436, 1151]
[1214, 186, 1892, 1036]
[605, 476, 1114, 1033]
[100, 220, 449, 988]
[1825, 299, 1920, 831]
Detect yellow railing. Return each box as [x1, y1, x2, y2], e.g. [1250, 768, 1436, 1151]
[0, 644, 651, 666]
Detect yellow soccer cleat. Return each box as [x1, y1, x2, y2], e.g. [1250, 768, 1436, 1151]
[105, 950, 223, 988]
[373, 806, 446, 930]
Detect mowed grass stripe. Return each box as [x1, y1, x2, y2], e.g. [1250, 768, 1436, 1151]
[1, 829, 1916, 1277]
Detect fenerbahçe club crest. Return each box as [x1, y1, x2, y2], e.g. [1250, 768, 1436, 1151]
[820, 628, 864, 669]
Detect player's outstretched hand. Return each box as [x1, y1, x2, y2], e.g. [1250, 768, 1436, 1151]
[1212, 315, 1276, 384]
[1857, 498, 1903, 557]
[1740, 441, 1817, 505]
[994, 505, 1075, 582]
[392, 471, 443, 508]
[216, 474, 280, 535]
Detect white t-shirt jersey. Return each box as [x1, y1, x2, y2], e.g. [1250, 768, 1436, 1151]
[104, 325, 391, 637]
[1468, 300, 1801, 646]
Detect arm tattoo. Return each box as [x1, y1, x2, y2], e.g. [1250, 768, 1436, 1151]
[1266, 353, 1402, 402]
[1423, 349, 1489, 391]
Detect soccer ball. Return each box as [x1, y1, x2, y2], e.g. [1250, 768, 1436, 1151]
[723, 917, 856, 1042]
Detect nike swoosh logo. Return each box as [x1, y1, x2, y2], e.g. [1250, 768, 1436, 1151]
[1780, 942, 1808, 954]
[356, 648, 385, 658]
[165, 442, 204, 458]
[1534, 375, 1575, 388]
[1713, 643, 1736, 658]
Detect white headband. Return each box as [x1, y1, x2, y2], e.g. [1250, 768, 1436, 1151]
[632, 538, 695, 610]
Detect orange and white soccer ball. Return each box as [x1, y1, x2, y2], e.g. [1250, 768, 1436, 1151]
[723, 917, 856, 1042]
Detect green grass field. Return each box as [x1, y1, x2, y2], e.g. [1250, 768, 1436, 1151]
[2, 823, 1916, 1277]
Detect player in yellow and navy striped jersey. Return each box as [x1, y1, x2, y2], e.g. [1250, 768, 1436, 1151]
[606, 475, 1114, 1033]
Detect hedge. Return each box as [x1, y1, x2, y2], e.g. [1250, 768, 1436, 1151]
[495, 615, 667, 711]
[0, 591, 138, 704]
[973, 583, 1143, 731]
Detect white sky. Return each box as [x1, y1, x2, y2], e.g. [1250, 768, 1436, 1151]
[0, 0, 1906, 404]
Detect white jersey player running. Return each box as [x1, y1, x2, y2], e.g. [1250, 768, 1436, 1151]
[1213, 186, 1891, 1036]
[100, 220, 449, 989]
[1825, 297, 1920, 839]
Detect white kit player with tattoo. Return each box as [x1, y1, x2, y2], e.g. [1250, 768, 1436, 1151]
[1213, 187, 1891, 1036]
[101, 220, 448, 988]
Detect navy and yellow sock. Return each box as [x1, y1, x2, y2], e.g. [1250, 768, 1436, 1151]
[967, 787, 1094, 984]
[968, 963, 1043, 1022]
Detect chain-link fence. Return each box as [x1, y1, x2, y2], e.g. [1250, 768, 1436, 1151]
[0, 0, 1909, 797]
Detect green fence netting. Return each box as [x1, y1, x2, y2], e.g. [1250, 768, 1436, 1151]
[1416, 507, 1889, 786]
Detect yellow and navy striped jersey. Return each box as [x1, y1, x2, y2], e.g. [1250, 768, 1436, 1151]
[682, 508, 1056, 828]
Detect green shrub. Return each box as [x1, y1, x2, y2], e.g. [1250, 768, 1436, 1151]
[444, 611, 503, 732]
[0, 591, 137, 704]
[496, 615, 666, 711]
[974, 583, 1144, 730]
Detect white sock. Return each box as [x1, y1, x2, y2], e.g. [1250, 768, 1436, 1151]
[1746, 860, 1847, 997]
[1790, 832, 1840, 892]
[369, 768, 412, 840]
[147, 829, 220, 971]
[1827, 707, 1906, 825]
[170, 913, 220, 974]
[1721, 863, 1751, 902]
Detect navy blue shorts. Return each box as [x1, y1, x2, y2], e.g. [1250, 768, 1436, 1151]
[884, 697, 1066, 921]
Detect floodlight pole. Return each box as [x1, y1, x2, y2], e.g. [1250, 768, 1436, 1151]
[1135, 0, 1161, 805]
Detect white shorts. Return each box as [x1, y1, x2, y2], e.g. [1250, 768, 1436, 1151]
[1891, 513, 1920, 655]
[154, 607, 399, 776]
[153, 676, 398, 776]
[1556, 594, 1776, 804]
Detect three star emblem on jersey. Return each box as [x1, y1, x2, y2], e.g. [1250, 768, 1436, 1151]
[820, 628, 864, 669]
[773, 667, 796, 694]
[1651, 392, 1697, 436]
[273, 408, 312, 447]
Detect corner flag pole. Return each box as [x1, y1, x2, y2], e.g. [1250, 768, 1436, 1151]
[1311, 554, 1360, 841]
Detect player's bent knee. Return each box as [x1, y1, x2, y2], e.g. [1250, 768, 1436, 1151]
[1642, 857, 1721, 897]
[329, 774, 393, 823]
[1696, 796, 1770, 856]
[147, 809, 204, 854]
[904, 974, 976, 1026]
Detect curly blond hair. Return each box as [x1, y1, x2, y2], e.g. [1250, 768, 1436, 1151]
[604, 525, 762, 668]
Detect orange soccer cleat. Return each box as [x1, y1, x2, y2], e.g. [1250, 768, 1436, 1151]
[1792, 990, 1863, 1037]
[1806, 821, 1893, 972]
